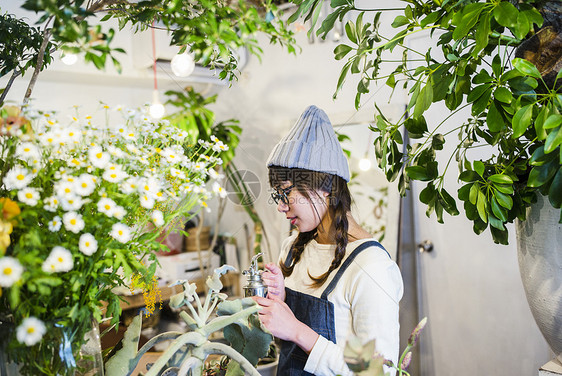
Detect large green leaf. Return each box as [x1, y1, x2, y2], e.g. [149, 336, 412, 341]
[414, 82, 434, 118]
[486, 101, 505, 132]
[493, 1, 518, 28]
[512, 104, 534, 138]
[513, 58, 542, 79]
[528, 159, 559, 187]
[549, 167, 562, 208]
[452, 3, 485, 40]
[405, 165, 431, 181]
[545, 127, 562, 154]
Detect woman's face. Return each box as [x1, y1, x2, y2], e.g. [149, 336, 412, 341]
[273, 181, 329, 233]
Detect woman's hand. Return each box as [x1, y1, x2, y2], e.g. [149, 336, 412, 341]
[253, 295, 319, 354]
[262, 262, 286, 301]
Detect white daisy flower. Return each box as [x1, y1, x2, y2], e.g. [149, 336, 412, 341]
[208, 168, 222, 180]
[120, 177, 139, 195]
[48, 216, 62, 232]
[0, 256, 24, 287]
[112, 205, 126, 220]
[60, 194, 87, 211]
[107, 145, 125, 159]
[97, 197, 116, 217]
[75, 173, 96, 196]
[212, 181, 227, 198]
[62, 126, 82, 145]
[193, 162, 207, 172]
[161, 147, 181, 164]
[42, 246, 73, 273]
[15, 142, 41, 162]
[110, 223, 132, 243]
[151, 210, 165, 227]
[138, 177, 162, 200]
[62, 211, 85, 234]
[210, 135, 219, 143]
[55, 181, 75, 198]
[102, 164, 127, 183]
[39, 131, 57, 148]
[140, 194, 155, 209]
[169, 167, 186, 180]
[212, 141, 228, 153]
[3, 166, 33, 190]
[43, 196, 60, 212]
[17, 187, 40, 206]
[16, 317, 46, 346]
[79, 233, 98, 256]
[88, 146, 110, 169]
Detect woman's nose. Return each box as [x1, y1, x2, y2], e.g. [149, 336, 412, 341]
[277, 200, 289, 213]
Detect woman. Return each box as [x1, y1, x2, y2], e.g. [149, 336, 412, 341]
[253, 105, 403, 376]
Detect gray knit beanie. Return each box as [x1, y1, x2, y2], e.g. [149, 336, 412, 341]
[266, 105, 350, 182]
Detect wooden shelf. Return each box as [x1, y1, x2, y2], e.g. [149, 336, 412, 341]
[116, 272, 241, 311]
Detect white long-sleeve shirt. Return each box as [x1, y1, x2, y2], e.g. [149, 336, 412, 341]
[279, 235, 404, 376]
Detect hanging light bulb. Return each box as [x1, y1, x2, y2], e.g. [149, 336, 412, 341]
[149, 90, 165, 119]
[171, 52, 195, 77]
[61, 52, 78, 65]
[359, 157, 372, 171]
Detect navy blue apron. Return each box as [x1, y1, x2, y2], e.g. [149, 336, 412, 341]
[277, 240, 386, 376]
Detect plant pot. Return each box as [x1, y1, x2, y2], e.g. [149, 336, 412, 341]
[257, 356, 278, 376]
[515, 194, 562, 362]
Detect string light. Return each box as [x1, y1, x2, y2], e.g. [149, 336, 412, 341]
[171, 51, 195, 77]
[61, 52, 77, 65]
[149, 21, 165, 119]
[359, 157, 372, 171]
[358, 131, 373, 171]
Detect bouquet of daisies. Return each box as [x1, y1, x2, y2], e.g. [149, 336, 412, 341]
[0, 103, 227, 375]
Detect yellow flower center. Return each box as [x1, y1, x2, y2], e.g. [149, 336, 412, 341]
[58, 257, 63, 262]
[96, 152, 103, 159]
[81, 183, 88, 188]
[110, 174, 117, 179]
[16, 174, 25, 181]
[27, 327, 35, 334]
[70, 219, 77, 225]
[25, 193, 33, 199]
[85, 242, 90, 247]
[3, 267, 12, 275]
[24, 148, 30, 152]
[104, 205, 110, 210]
[65, 188, 71, 193]
[118, 230, 123, 236]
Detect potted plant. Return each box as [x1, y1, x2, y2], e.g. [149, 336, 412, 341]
[284, 0, 562, 363]
[104, 265, 274, 376]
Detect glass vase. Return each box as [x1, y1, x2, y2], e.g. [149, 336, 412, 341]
[0, 316, 104, 376]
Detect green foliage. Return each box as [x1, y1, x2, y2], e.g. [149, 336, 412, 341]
[10, 0, 296, 83]
[218, 298, 273, 375]
[0, 11, 54, 78]
[289, 0, 562, 244]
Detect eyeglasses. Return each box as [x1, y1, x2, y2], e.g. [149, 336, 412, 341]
[271, 185, 294, 205]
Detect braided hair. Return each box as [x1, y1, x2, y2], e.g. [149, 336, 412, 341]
[269, 166, 352, 287]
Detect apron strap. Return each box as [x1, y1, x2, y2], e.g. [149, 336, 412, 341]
[321, 240, 388, 299]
